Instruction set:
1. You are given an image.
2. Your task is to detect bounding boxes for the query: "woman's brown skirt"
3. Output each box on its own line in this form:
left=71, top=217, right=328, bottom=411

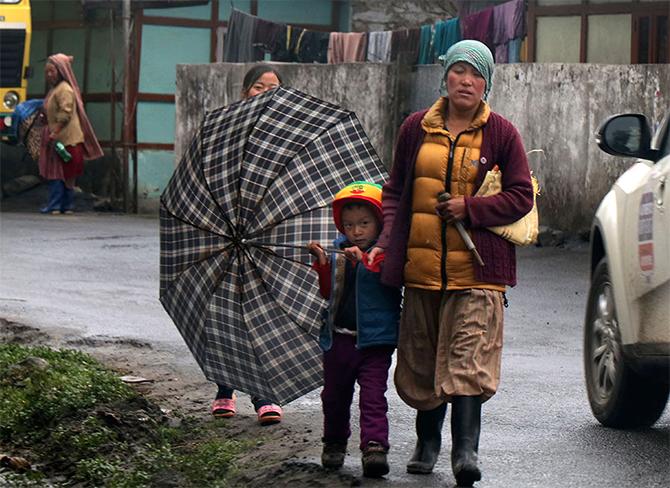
left=394, top=287, right=504, bottom=410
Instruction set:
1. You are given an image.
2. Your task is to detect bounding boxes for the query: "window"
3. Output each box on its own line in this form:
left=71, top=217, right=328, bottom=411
left=587, top=14, right=632, bottom=63
left=536, top=16, right=581, bottom=62
left=530, top=0, right=669, bottom=63
left=634, top=13, right=668, bottom=63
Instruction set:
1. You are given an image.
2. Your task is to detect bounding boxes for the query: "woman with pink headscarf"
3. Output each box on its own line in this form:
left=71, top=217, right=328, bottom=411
left=39, top=53, right=103, bottom=214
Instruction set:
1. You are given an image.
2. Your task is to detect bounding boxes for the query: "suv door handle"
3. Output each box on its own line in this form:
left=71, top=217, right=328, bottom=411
left=655, top=175, right=666, bottom=208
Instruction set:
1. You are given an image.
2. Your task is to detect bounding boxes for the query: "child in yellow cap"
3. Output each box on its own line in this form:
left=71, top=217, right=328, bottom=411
left=308, top=181, right=402, bottom=478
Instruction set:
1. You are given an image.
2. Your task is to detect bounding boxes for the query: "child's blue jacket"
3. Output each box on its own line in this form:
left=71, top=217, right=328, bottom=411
left=317, top=236, right=402, bottom=351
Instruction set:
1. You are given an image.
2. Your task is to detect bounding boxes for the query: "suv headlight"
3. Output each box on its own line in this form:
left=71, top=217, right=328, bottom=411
left=3, top=91, right=20, bottom=110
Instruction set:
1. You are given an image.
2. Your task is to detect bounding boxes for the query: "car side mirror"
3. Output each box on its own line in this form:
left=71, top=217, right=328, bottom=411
left=595, top=114, right=657, bottom=160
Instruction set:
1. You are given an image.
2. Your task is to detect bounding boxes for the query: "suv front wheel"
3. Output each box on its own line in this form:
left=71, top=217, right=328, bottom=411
left=584, top=258, right=669, bottom=427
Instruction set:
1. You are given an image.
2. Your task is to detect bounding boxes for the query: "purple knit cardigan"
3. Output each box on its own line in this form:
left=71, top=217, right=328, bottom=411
left=377, top=108, right=534, bottom=288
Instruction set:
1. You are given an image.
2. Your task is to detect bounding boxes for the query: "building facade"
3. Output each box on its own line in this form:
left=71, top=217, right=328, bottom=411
left=24, top=0, right=351, bottom=211
left=5, top=0, right=668, bottom=212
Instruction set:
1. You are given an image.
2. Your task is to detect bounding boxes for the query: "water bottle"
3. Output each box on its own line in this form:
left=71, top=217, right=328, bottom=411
left=54, top=141, right=72, bottom=162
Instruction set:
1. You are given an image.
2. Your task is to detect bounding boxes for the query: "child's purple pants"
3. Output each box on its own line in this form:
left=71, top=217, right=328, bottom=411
left=321, top=332, right=394, bottom=451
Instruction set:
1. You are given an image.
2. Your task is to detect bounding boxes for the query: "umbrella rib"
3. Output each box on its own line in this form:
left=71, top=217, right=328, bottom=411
left=196, top=144, right=239, bottom=238
left=247, top=244, right=312, bottom=268
left=244, top=204, right=332, bottom=241
left=246, top=241, right=346, bottom=256
left=238, top=245, right=314, bottom=335
left=161, top=241, right=237, bottom=298
left=241, top=109, right=347, bottom=225
left=160, top=199, right=231, bottom=240
left=240, top=109, right=361, bottom=233
left=239, top=246, right=324, bottom=354
left=236, top=245, right=299, bottom=398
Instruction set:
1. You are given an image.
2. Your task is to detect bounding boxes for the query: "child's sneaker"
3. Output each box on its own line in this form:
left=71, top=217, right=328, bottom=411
left=321, top=440, right=347, bottom=469
left=362, top=441, right=389, bottom=478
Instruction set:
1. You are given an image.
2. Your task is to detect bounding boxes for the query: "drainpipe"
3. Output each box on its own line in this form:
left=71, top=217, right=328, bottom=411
left=121, top=0, right=131, bottom=213
left=109, top=9, right=117, bottom=205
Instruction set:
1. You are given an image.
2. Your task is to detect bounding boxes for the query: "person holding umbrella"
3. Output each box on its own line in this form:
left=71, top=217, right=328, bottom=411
left=307, top=181, right=401, bottom=478
left=368, top=40, right=533, bottom=486
left=210, top=64, right=284, bottom=425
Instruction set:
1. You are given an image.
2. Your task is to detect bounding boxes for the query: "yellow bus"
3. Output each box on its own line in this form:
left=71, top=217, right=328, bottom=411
left=0, top=0, right=31, bottom=142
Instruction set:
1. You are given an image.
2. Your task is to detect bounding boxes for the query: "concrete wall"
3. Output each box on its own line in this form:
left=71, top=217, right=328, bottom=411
left=175, top=62, right=669, bottom=234
left=409, top=63, right=669, bottom=233
left=175, top=62, right=399, bottom=167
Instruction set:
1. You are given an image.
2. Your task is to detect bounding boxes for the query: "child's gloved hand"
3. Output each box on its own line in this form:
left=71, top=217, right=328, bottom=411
left=343, top=246, right=364, bottom=263
left=307, top=241, right=327, bottom=265
left=367, top=246, right=384, bottom=265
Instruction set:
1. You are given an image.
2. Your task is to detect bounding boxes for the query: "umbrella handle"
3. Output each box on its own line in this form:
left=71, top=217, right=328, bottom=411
left=243, top=240, right=346, bottom=255
left=437, top=192, right=485, bottom=267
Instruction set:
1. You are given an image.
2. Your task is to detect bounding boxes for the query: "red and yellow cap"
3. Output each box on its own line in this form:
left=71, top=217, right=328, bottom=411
left=332, top=181, right=383, bottom=233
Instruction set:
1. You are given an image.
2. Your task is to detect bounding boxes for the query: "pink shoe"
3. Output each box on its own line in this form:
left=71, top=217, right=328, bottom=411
left=211, top=395, right=236, bottom=418
left=257, top=404, right=282, bottom=426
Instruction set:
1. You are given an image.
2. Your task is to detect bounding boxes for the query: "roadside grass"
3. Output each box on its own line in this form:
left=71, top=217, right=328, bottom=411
left=0, top=344, right=250, bottom=487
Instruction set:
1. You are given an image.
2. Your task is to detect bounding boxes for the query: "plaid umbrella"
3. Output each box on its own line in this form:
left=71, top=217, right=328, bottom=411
left=159, top=87, right=388, bottom=404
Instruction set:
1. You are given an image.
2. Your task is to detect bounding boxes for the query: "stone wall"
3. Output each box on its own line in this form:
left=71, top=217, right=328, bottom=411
left=350, top=0, right=457, bottom=31
left=175, top=62, right=399, bottom=167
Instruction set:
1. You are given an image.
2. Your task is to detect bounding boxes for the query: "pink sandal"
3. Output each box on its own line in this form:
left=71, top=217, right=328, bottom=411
left=257, top=404, right=283, bottom=426
left=211, top=395, right=236, bottom=418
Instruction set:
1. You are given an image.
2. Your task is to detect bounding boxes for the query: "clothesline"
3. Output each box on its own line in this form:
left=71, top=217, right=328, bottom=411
left=223, top=0, right=526, bottom=65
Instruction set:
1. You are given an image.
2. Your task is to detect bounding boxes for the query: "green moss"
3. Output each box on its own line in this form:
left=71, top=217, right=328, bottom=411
left=0, top=345, right=251, bottom=487
left=178, top=437, right=249, bottom=486
left=49, top=415, right=123, bottom=460
left=0, top=344, right=136, bottom=442
left=68, top=430, right=249, bottom=487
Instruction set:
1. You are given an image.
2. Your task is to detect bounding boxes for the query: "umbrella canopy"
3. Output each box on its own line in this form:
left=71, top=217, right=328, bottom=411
left=160, top=87, right=388, bottom=404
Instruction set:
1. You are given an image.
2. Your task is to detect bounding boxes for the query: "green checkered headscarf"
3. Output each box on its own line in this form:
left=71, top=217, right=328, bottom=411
left=438, top=40, right=495, bottom=101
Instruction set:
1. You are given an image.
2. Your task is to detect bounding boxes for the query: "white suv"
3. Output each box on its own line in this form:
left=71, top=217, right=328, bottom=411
left=585, top=112, right=670, bottom=428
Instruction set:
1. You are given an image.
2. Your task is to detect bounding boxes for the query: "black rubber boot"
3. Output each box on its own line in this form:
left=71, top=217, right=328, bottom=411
left=406, top=403, right=447, bottom=474
left=450, top=396, right=482, bottom=487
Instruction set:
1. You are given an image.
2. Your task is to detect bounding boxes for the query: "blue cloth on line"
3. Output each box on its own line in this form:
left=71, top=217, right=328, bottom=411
left=508, top=37, right=522, bottom=63
left=418, top=24, right=434, bottom=64
left=433, top=18, right=461, bottom=61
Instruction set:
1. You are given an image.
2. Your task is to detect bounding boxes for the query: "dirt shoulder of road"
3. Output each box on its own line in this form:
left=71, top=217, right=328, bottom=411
left=0, top=319, right=361, bottom=487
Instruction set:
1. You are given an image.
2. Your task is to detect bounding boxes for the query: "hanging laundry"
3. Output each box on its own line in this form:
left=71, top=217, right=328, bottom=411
left=223, top=9, right=263, bottom=62
left=296, top=30, right=330, bottom=63
left=327, top=32, right=367, bottom=63
left=408, top=27, right=421, bottom=63
left=417, top=24, right=434, bottom=64
left=367, top=31, right=393, bottom=63
left=460, top=7, right=494, bottom=51
left=432, top=17, right=461, bottom=60
left=272, top=25, right=305, bottom=62
left=508, top=37, right=523, bottom=63
left=492, top=0, right=526, bottom=47
left=495, top=43, right=508, bottom=63
left=390, top=28, right=420, bottom=63
left=253, top=17, right=284, bottom=57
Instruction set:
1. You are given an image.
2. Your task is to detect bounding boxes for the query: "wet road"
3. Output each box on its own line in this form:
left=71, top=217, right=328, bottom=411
left=1, top=211, right=668, bottom=487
